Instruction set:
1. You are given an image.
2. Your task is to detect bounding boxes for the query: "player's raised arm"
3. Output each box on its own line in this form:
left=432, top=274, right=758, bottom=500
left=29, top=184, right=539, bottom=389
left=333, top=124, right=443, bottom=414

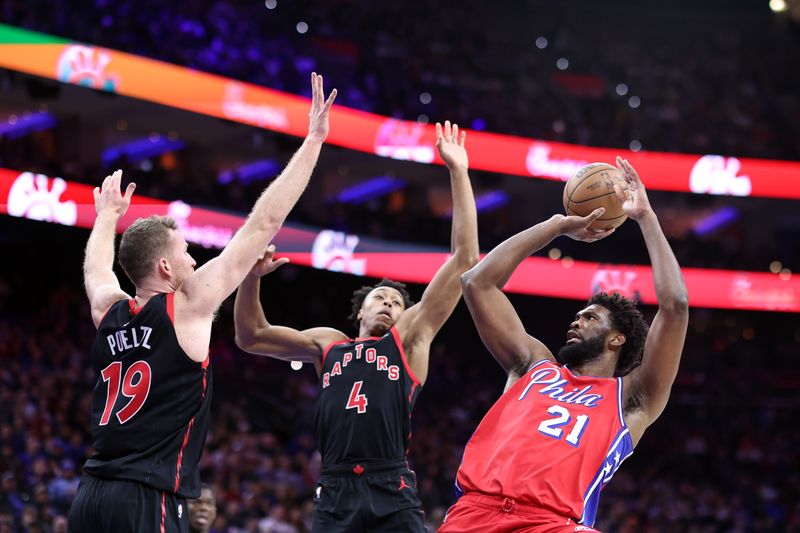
left=234, top=245, right=345, bottom=369
left=462, top=211, right=613, bottom=383
left=179, top=73, right=336, bottom=318
left=616, top=158, right=689, bottom=445
left=84, top=169, right=135, bottom=327
left=394, top=121, right=479, bottom=382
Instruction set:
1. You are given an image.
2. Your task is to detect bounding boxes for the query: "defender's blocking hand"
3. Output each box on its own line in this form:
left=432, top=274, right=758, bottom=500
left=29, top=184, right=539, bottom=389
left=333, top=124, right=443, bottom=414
left=93, top=169, right=135, bottom=218
left=249, top=244, right=290, bottom=278
left=436, top=120, right=468, bottom=172
left=307, top=72, right=337, bottom=143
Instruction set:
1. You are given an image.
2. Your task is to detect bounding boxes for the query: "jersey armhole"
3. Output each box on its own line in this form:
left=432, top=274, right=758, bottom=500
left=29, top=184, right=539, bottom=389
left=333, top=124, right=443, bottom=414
left=98, top=303, right=115, bottom=326
left=321, top=338, right=351, bottom=365
left=391, top=326, right=421, bottom=388
left=616, top=377, right=626, bottom=427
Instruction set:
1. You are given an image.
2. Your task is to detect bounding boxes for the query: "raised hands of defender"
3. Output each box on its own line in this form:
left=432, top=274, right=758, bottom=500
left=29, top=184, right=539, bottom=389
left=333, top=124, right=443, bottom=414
left=559, top=208, right=616, bottom=243
left=614, top=156, right=653, bottom=221
left=248, top=244, right=290, bottom=278
left=435, top=120, right=468, bottom=171
left=93, top=169, right=135, bottom=218
left=307, top=72, right=338, bottom=143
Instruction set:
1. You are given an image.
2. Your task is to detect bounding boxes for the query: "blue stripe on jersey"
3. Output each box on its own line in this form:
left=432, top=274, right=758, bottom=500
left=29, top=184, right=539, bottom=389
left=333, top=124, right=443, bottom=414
left=526, top=358, right=551, bottom=373
left=579, top=426, right=634, bottom=526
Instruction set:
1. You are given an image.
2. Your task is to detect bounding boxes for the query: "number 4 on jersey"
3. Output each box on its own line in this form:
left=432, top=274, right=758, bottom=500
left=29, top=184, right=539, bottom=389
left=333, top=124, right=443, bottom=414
left=346, top=381, right=368, bottom=414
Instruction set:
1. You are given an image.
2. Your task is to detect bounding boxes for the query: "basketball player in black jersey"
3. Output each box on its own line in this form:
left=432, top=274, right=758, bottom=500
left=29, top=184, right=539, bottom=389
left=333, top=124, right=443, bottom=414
left=234, top=120, right=479, bottom=532
left=67, top=73, right=336, bottom=533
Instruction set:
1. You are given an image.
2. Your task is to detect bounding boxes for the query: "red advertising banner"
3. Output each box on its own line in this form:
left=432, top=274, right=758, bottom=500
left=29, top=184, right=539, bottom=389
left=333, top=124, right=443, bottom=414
left=0, top=24, right=798, bottom=199
left=1, top=167, right=797, bottom=312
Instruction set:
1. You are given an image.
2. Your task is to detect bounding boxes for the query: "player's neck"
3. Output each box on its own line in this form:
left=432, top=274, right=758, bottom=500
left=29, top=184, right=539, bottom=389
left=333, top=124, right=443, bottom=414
left=134, top=278, right=176, bottom=306
left=570, top=356, right=616, bottom=378
left=358, top=324, right=388, bottom=340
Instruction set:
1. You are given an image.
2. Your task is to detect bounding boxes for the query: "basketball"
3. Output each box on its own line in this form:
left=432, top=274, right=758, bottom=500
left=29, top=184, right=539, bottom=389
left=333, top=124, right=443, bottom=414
left=562, top=162, right=628, bottom=230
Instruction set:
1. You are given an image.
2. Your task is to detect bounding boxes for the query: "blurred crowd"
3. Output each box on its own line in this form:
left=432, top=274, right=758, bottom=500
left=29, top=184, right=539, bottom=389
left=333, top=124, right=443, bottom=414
left=0, top=228, right=798, bottom=532
left=2, top=0, right=799, bottom=160
left=0, top=0, right=797, bottom=273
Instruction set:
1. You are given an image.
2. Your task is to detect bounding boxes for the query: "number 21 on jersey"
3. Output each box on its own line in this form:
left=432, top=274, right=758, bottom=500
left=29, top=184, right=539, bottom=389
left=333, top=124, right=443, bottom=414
left=538, top=405, right=589, bottom=447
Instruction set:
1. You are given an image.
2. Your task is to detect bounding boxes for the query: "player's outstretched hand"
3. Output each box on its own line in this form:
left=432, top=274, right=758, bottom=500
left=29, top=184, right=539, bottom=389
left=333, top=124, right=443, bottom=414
left=249, top=244, right=290, bottom=278
left=558, top=208, right=615, bottom=242
left=614, top=156, right=653, bottom=221
left=307, top=72, right=337, bottom=143
left=93, top=169, right=135, bottom=218
left=435, top=120, right=468, bottom=172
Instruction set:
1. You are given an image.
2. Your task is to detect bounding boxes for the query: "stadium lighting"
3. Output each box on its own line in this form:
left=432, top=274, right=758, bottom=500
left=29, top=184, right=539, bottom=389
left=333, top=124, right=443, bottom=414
left=770, top=0, right=788, bottom=12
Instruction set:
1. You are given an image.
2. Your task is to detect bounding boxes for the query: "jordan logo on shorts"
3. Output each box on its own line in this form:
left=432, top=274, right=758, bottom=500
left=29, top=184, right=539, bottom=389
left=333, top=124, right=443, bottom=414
left=398, top=476, right=411, bottom=490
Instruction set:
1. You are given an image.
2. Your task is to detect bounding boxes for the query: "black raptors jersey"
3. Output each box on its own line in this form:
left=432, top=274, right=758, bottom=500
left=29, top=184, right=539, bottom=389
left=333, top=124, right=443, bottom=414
left=314, top=327, right=422, bottom=465
left=84, top=293, right=212, bottom=498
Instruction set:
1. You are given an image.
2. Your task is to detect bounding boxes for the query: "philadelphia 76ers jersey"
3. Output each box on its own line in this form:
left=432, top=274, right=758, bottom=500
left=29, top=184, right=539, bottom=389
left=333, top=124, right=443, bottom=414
left=454, top=359, right=634, bottom=527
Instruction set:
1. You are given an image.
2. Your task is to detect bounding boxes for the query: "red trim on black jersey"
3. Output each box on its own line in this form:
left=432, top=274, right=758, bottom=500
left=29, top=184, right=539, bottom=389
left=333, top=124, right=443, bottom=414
left=166, top=292, right=175, bottom=324
left=321, top=339, right=345, bottom=365
left=128, top=298, right=141, bottom=315
left=98, top=303, right=115, bottom=325
left=160, top=492, right=166, bottom=533
left=390, top=326, right=421, bottom=401
left=173, top=366, right=208, bottom=493
left=321, top=334, right=382, bottom=365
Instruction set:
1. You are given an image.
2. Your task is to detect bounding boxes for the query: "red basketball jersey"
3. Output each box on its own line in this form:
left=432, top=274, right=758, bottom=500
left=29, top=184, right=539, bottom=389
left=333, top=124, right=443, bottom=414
left=455, top=359, right=634, bottom=527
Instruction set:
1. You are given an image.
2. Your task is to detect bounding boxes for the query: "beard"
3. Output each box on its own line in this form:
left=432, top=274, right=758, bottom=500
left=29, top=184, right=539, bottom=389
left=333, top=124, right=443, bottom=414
left=556, top=334, right=606, bottom=367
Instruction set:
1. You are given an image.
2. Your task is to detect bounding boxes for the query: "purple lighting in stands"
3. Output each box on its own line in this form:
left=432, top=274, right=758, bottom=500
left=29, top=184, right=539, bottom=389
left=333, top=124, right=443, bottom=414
left=335, top=176, right=406, bottom=205
left=475, top=190, right=509, bottom=212
left=218, top=159, right=281, bottom=185
left=693, top=206, right=739, bottom=236
left=446, top=190, right=509, bottom=217
left=102, top=136, right=186, bottom=166
left=0, top=112, right=57, bottom=139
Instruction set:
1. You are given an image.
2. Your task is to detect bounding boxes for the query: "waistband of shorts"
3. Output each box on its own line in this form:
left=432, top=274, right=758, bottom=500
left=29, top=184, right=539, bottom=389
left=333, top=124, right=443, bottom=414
left=321, top=458, right=409, bottom=476
left=458, top=492, right=572, bottom=519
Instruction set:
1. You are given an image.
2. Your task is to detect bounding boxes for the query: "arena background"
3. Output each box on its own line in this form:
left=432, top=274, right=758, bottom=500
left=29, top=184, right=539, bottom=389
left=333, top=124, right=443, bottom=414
left=1, top=0, right=799, bottom=531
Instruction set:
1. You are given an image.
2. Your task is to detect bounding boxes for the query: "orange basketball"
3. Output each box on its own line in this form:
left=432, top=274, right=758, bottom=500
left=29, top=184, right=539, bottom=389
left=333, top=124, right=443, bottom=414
left=562, top=163, right=628, bottom=231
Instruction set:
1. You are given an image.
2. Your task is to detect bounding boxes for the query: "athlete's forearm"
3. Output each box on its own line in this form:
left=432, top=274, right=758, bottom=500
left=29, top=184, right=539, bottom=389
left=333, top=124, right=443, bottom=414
left=467, top=216, right=564, bottom=289
left=83, top=211, right=120, bottom=296
left=637, top=212, right=688, bottom=310
left=233, top=275, right=270, bottom=347
left=240, top=137, right=322, bottom=240
left=448, top=166, right=479, bottom=262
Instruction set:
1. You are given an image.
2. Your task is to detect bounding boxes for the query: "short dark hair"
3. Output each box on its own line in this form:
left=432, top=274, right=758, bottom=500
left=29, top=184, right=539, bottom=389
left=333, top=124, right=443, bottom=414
left=588, top=292, right=649, bottom=376
left=349, top=279, right=415, bottom=328
left=118, top=216, right=178, bottom=285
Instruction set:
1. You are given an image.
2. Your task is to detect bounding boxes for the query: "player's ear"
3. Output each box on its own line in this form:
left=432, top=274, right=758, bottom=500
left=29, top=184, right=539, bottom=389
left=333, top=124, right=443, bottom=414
left=608, top=331, right=626, bottom=348
left=158, top=256, right=171, bottom=277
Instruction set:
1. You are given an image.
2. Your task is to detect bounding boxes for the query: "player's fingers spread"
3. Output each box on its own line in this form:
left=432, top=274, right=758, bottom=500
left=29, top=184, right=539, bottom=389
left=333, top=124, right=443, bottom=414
left=435, top=122, right=442, bottom=139
left=124, top=182, right=136, bottom=200
left=444, top=120, right=451, bottom=140
left=452, top=123, right=459, bottom=142
left=459, top=130, right=467, bottom=146
left=324, top=88, right=337, bottom=109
